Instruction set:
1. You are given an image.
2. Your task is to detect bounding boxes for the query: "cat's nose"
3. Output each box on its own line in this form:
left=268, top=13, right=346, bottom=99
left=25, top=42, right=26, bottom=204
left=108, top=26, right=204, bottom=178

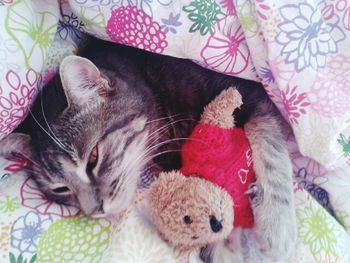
left=90, top=201, right=105, bottom=218
left=210, top=215, right=223, bottom=233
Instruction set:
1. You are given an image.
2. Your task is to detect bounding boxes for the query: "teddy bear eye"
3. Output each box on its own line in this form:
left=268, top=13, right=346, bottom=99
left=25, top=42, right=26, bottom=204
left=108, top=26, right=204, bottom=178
left=183, top=215, right=193, bottom=224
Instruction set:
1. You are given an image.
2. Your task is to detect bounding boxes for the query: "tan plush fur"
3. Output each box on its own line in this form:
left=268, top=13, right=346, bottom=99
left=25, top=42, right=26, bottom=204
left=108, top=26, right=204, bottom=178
left=200, top=87, right=242, bottom=129
left=148, top=88, right=241, bottom=252
left=148, top=171, right=234, bottom=251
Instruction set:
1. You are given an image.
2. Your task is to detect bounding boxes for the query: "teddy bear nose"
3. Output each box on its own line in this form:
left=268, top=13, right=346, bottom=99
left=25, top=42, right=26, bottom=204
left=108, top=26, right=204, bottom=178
left=210, top=216, right=222, bottom=233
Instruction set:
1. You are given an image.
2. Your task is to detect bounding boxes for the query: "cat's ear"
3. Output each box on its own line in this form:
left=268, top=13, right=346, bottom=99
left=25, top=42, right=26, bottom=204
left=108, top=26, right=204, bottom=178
left=59, top=55, right=110, bottom=107
left=0, top=133, right=33, bottom=161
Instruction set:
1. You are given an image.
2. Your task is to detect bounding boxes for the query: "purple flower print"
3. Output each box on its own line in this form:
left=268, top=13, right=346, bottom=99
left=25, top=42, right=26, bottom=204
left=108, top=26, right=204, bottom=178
left=259, top=66, right=275, bottom=83
left=161, top=13, right=182, bottom=34
left=276, top=2, right=345, bottom=72
left=11, top=211, right=52, bottom=254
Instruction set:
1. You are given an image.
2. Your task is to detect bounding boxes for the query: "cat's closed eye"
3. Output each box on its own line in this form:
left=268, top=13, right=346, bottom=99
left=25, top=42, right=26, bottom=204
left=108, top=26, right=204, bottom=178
left=51, top=183, right=71, bottom=195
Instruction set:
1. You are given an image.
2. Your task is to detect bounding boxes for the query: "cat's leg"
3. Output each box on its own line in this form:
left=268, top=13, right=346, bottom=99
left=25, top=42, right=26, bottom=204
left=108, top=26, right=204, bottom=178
left=200, top=228, right=243, bottom=263
left=244, top=100, right=297, bottom=260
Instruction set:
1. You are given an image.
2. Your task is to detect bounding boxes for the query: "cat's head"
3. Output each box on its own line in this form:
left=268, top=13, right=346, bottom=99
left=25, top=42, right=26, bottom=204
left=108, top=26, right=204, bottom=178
left=1, top=56, right=153, bottom=218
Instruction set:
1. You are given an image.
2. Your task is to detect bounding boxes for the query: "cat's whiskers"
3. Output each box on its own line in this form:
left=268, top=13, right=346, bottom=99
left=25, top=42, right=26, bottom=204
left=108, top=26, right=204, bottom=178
left=139, top=136, right=205, bottom=168
left=39, top=92, right=71, bottom=156
left=27, top=107, right=74, bottom=156
left=110, top=176, right=124, bottom=201
left=120, top=137, right=204, bottom=184
left=145, top=118, right=185, bottom=141
left=130, top=138, right=181, bottom=166
left=141, top=137, right=205, bottom=165
left=145, top=118, right=197, bottom=146
left=145, top=123, right=172, bottom=146
left=141, top=162, right=161, bottom=172
left=144, top=114, right=184, bottom=125
left=142, top=149, right=182, bottom=164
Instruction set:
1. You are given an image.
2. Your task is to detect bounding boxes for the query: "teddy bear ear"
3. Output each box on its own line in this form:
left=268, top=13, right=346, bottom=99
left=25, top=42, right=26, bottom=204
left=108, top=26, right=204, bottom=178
left=148, top=170, right=187, bottom=214
left=201, top=87, right=242, bottom=129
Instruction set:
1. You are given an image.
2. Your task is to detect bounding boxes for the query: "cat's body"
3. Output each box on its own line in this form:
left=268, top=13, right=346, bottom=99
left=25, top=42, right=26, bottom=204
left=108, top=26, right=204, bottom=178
left=2, top=39, right=296, bottom=262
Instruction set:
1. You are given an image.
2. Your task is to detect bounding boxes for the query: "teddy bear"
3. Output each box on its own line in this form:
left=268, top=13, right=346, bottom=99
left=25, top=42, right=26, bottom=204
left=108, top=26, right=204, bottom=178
left=148, top=87, right=256, bottom=251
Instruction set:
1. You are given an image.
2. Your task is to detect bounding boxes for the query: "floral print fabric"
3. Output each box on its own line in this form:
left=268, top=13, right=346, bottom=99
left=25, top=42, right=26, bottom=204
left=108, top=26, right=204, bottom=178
left=2, top=148, right=350, bottom=262
left=1, top=0, right=350, bottom=170
left=1, top=0, right=350, bottom=262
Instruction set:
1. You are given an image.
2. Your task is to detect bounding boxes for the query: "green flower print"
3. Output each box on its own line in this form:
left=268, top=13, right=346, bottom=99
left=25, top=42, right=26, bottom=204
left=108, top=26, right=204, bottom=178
left=9, top=253, right=36, bottom=263
left=5, top=0, right=58, bottom=72
left=183, top=0, right=224, bottom=35
left=337, top=133, right=350, bottom=157
left=235, top=1, right=259, bottom=38
left=297, top=204, right=338, bottom=258
left=0, top=196, right=20, bottom=214
left=79, top=5, right=106, bottom=31
left=37, top=216, right=110, bottom=263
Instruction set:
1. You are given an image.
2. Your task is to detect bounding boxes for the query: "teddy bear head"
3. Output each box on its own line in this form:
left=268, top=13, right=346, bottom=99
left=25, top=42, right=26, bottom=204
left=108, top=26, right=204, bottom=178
left=148, top=170, right=234, bottom=251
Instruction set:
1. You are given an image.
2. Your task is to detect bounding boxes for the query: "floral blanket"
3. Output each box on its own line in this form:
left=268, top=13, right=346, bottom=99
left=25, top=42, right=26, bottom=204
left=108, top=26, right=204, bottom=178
left=1, top=0, right=350, bottom=262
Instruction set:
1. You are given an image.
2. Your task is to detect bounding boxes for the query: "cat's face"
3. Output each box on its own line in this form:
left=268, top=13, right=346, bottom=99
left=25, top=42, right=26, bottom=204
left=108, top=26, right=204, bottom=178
left=3, top=56, right=152, bottom=217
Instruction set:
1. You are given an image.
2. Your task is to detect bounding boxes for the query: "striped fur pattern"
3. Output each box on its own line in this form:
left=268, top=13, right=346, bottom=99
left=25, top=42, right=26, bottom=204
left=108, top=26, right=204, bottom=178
left=1, top=39, right=296, bottom=260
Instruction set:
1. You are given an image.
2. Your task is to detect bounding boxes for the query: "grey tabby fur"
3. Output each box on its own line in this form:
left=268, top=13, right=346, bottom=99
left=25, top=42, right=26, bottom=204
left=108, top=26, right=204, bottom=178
left=0, top=39, right=297, bottom=262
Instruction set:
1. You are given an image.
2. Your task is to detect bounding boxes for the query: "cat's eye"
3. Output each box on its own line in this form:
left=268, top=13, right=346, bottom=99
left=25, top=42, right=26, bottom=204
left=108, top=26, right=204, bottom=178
left=51, top=183, right=71, bottom=195
left=183, top=215, right=193, bottom=224
left=87, top=145, right=99, bottom=171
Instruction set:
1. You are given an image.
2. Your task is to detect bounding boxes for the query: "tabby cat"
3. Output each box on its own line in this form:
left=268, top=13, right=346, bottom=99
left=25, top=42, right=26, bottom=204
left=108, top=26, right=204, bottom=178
left=1, top=39, right=296, bottom=262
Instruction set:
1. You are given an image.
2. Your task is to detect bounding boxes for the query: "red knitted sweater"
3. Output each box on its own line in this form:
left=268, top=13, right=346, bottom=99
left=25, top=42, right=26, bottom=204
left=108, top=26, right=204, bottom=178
left=180, top=123, right=255, bottom=228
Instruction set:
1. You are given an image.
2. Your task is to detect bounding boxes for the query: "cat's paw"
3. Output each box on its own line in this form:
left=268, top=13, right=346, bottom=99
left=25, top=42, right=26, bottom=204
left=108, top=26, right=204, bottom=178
left=249, top=183, right=297, bottom=261
left=246, top=182, right=264, bottom=206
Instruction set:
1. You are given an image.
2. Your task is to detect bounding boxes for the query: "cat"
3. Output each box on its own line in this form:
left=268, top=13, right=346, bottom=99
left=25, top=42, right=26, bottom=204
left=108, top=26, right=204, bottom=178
left=0, top=38, right=297, bottom=262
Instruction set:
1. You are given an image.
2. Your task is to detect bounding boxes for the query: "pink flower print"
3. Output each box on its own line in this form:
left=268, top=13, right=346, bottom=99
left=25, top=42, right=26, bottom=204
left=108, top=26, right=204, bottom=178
left=256, top=0, right=271, bottom=20
left=0, top=69, right=40, bottom=140
left=292, top=180, right=313, bottom=208
left=344, top=7, right=350, bottom=31
left=268, top=54, right=296, bottom=88
left=263, top=84, right=288, bottom=120
left=281, top=86, right=310, bottom=124
left=106, top=6, right=168, bottom=53
left=4, top=156, right=31, bottom=173
left=1, top=0, right=14, bottom=4
left=310, top=55, right=350, bottom=117
left=20, top=177, right=80, bottom=218
left=257, top=64, right=283, bottom=111
left=293, top=181, right=305, bottom=193
left=320, top=0, right=350, bottom=31
left=200, top=16, right=250, bottom=75
left=259, top=56, right=294, bottom=112
left=219, top=0, right=236, bottom=16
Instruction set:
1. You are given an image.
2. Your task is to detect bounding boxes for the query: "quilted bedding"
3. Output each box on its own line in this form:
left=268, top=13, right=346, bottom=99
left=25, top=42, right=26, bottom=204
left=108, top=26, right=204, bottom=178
left=1, top=0, right=350, bottom=262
